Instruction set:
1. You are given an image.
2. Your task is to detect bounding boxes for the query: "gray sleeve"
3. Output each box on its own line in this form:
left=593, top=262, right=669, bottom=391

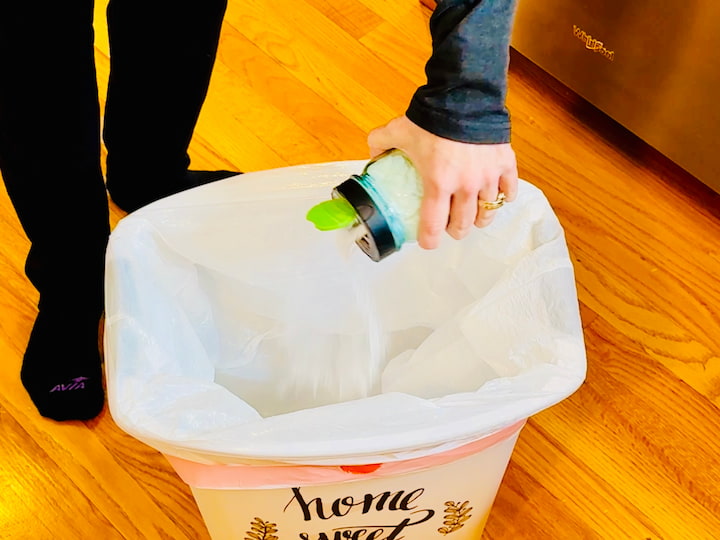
left=406, top=0, right=518, bottom=144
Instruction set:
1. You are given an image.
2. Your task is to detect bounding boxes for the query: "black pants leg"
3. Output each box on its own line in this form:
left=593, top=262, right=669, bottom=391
left=0, top=0, right=110, bottom=317
left=104, top=0, right=229, bottom=207
left=1, top=0, right=228, bottom=311
left=0, top=0, right=108, bottom=419
left=0, top=0, right=229, bottom=420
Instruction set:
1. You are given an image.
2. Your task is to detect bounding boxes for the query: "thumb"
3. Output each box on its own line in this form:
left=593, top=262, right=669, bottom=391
left=367, top=124, right=391, bottom=158
left=367, top=117, right=404, bottom=158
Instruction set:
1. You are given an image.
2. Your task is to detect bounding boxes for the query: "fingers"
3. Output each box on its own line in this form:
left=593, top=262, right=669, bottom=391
left=417, top=180, right=451, bottom=249
left=415, top=146, right=519, bottom=247
left=475, top=150, right=517, bottom=228
left=474, top=181, right=501, bottom=229
left=423, top=169, right=499, bottom=245
left=498, top=151, right=519, bottom=202
left=366, top=116, right=520, bottom=250
left=472, top=146, right=518, bottom=229
left=447, top=183, right=483, bottom=240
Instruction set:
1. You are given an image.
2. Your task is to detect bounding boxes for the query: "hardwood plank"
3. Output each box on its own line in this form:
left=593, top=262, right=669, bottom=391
left=209, top=23, right=369, bottom=163
left=303, top=0, right=384, bottom=40
left=506, top=51, right=720, bottom=405
left=0, top=355, right=207, bottom=539
left=358, top=0, right=432, bottom=28
left=487, top=424, right=660, bottom=539
left=0, top=402, right=122, bottom=539
left=223, top=0, right=414, bottom=132
left=360, top=18, right=431, bottom=85
left=486, top=314, right=720, bottom=538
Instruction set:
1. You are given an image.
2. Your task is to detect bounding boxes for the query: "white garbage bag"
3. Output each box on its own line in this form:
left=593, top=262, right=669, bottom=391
left=104, top=160, right=586, bottom=466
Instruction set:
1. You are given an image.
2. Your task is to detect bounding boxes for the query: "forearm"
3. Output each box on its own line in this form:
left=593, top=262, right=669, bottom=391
left=406, top=0, right=518, bottom=144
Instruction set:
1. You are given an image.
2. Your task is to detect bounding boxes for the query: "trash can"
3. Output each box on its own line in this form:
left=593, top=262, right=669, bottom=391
left=104, top=160, right=586, bottom=539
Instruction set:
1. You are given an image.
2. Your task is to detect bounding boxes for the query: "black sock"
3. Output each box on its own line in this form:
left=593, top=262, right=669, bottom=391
left=20, top=309, right=105, bottom=422
left=107, top=169, right=241, bottom=213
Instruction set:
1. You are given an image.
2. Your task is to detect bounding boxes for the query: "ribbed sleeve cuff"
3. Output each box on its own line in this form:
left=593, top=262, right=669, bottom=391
left=406, top=94, right=511, bottom=144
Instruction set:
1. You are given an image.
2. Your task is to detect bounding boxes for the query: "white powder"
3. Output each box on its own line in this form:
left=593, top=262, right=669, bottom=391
left=365, top=150, right=424, bottom=242
left=274, top=154, right=423, bottom=410
left=275, top=227, right=388, bottom=410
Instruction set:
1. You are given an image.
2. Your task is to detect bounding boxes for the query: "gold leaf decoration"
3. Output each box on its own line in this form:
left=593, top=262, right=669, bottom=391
left=245, top=517, right=279, bottom=540
left=438, top=500, right=473, bottom=535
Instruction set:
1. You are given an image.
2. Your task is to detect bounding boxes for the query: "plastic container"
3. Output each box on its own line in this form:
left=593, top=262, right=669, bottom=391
left=166, top=420, right=525, bottom=540
left=307, top=149, right=423, bottom=261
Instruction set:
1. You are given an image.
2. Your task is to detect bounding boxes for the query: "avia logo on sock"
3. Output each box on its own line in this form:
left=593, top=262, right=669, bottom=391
left=50, top=376, right=89, bottom=392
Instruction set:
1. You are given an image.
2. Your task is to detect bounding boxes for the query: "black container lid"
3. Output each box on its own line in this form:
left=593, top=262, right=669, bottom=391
left=334, top=176, right=398, bottom=262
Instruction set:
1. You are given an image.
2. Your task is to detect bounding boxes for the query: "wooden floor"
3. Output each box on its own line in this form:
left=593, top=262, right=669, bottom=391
left=2, top=1, right=720, bottom=538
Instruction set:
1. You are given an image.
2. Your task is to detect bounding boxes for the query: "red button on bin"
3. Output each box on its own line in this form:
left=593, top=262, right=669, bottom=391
left=340, top=464, right=382, bottom=474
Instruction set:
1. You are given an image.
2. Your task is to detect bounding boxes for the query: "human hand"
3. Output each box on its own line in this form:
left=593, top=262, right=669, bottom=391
left=367, top=115, right=518, bottom=249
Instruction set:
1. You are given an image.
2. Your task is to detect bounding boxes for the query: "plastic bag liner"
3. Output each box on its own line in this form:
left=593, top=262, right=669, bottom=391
left=104, top=160, right=586, bottom=467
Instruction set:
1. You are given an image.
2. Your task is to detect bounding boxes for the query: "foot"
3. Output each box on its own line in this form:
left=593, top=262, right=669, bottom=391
left=20, top=309, right=105, bottom=422
left=108, top=169, right=241, bottom=213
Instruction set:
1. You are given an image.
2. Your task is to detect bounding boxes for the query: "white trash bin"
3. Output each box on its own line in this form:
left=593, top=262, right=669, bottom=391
left=166, top=420, right=525, bottom=540
left=104, top=160, right=586, bottom=539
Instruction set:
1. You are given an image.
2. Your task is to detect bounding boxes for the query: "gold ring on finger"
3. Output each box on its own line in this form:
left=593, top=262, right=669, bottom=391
left=479, top=192, right=506, bottom=211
